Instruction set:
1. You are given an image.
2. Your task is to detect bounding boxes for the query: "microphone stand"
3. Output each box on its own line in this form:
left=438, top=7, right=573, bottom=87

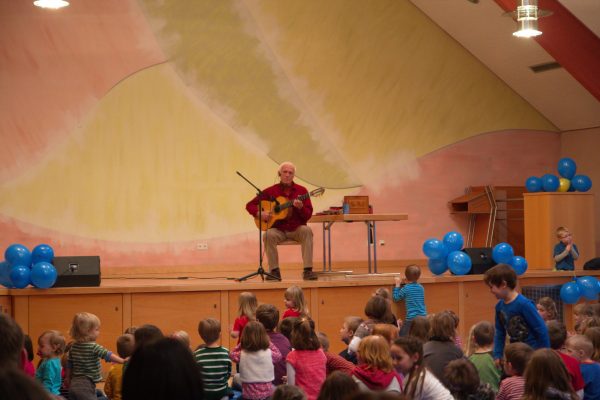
left=236, top=171, right=281, bottom=282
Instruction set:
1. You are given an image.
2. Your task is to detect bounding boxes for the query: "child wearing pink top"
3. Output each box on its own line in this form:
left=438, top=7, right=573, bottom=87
left=286, top=318, right=326, bottom=400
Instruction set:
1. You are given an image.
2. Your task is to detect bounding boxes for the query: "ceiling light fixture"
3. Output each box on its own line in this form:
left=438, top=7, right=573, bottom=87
left=33, top=0, right=69, bottom=9
left=510, top=0, right=551, bottom=38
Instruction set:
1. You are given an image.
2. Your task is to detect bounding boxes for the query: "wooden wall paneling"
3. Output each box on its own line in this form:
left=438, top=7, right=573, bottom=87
left=13, top=296, right=29, bottom=333
left=462, top=281, right=498, bottom=341
left=0, top=295, right=11, bottom=314
left=131, top=291, right=221, bottom=349
left=27, top=294, right=123, bottom=376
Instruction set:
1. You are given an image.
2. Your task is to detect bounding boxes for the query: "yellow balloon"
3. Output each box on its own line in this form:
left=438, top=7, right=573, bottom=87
left=558, top=178, right=570, bottom=192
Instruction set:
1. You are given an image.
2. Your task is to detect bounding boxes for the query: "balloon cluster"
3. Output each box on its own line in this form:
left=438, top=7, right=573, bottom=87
left=560, top=276, right=600, bottom=304
left=422, top=232, right=471, bottom=276
left=491, top=243, right=528, bottom=276
left=0, top=244, right=57, bottom=289
left=526, top=158, right=592, bottom=193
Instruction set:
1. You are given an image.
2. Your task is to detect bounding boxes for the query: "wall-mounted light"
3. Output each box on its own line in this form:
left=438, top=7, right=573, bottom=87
left=510, top=0, right=552, bottom=38
left=33, top=0, right=69, bottom=9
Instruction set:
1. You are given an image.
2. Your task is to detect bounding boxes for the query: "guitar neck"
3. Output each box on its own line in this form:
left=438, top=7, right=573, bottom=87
left=279, top=192, right=310, bottom=211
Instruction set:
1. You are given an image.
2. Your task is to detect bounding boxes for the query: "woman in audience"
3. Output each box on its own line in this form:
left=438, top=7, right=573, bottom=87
left=422, top=312, right=464, bottom=388
left=122, top=337, right=203, bottom=400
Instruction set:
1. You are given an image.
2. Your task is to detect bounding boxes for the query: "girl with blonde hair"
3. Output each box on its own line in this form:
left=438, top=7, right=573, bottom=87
left=283, top=285, right=309, bottom=319
left=231, top=291, right=257, bottom=340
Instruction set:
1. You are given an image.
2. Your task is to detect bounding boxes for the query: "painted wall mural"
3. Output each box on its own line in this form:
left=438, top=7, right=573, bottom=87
left=0, top=0, right=557, bottom=268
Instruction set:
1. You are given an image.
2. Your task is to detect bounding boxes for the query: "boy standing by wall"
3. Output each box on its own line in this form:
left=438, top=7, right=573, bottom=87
left=393, top=264, right=427, bottom=336
left=554, top=226, right=579, bottom=271
left=483, top=264, right=550, bottom=365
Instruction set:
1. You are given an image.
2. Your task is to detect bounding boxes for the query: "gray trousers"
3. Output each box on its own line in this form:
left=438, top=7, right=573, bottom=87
left=264, top=225, right=313, bottom=271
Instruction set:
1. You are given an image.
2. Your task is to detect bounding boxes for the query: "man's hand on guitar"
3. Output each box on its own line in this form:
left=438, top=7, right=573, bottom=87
left=259, top=211, right=271, bottom=222
left=293, top=199, right=303, bottom=209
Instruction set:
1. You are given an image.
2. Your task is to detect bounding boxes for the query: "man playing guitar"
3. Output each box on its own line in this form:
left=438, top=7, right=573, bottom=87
left=245, top=161, right=317, bottom=281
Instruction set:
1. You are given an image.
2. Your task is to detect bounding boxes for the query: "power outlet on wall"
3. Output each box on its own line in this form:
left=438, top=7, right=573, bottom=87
left=196, top=242, right=208, bottom=251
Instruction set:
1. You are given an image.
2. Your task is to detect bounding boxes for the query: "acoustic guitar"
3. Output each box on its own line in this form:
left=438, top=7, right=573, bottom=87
left=254, top=187, right=325, bottom=231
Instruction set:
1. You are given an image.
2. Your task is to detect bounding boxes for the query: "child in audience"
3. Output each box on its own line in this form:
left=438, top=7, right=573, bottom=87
left=522, top=348, right=578, bottom=400
left=423, top=311, right=464, bottom=388
left=66, top=312, right=125, bottom=400
left=283, top=286, right=309, bottom=319
left=23, top=334, right=35, bottom=377
left=467, top=321, right=500, bottom=392
left=407, top=316, right=430, bottom=343
left=393, top=265, right=427, bottom=336
left=122, top=338, right=204, bottom=400
left=565, top=334, right=600, bottom=399
left=536, top=297, right=558, bottom=323
left=483, top=264, right=550, bottom=365
left=585, top=327, right=600, bottom=362
left=231, top=291, right=257, bottom=340
left=443, top=358, right=495, bottom=400
left=391, top=336, right=453, bottom=399
left=349, top=296, right=392, bottom=354
left=133, top=324, right=164, bottom=349
left=273, top=385, right=307, bottom=400
left=230, top=321, right=281, bottom=400
left=372, top=324, right=399, bottom=346
left=36, top=330, right=66, bottom=396
left=316, top=371, right=359, bottom=400
left=104, top=333, right=134, bottom=400
left=317, top=332, right=355, bottom=376
left=256, top=304, right=291, bottom=385
left=574, top=304, right=594, bottom=334
left=554, top=226, right=579, bottom=271
left=547, top=320, right=585, bottom=397
left=195, top=318, right=231, bottom=400
left=496, top=342, right=534, bottom=400
left=278, top=316, right=298, bottom=342
left=444, top=310, right=463, bottom=349
left=373, top=288, right=399, bottom=326
left=287, top=318, right=327, bottom=400
left=339, top=316, right=363, bottom=364
left=351, top=335, right=402, bottom=393
left=171, top=330, right=191, bottom=350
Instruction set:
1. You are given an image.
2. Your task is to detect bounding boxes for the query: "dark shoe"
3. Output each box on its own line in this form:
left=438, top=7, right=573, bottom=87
left=302, top=269, right=318, bottom=281
left=266, top=268, right=281, bottom=281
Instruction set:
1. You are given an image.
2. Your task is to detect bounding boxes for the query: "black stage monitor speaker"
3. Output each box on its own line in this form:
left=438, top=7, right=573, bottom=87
left=462, top=247, right=497, bottom=275
left=52, top=256, right=101, bottom=287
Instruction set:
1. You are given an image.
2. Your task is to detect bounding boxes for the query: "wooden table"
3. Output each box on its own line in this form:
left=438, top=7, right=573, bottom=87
left=309, top=213, right=408, bottom=273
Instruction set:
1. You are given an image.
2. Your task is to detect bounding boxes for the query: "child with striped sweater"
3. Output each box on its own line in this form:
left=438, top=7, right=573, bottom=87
left=393, top=265, right=427, bottom=336
left=195, top=318, right=232, bottom=400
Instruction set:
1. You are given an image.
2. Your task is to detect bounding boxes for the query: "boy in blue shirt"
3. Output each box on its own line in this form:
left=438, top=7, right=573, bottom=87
left=483, top=263, right=550, bottom=364
left=565, top=334, right=600, bottom=400
left=393, top=264, right=427, bottom=336
left=554, top=226, right=579, bottom=271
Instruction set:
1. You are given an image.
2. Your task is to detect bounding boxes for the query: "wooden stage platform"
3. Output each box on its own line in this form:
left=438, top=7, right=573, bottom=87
left=0, top=262, right=589, bottom=378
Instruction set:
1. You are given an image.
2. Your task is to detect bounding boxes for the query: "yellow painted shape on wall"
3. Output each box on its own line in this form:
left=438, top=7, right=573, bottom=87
left=245, top=0, right=557, bottom=177
left=139, top=0, right=360, bottom=189
left=0, top=64, right=352, bottom=242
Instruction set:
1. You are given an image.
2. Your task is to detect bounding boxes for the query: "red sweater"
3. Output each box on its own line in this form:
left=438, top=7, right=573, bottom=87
left=246, top=182, right=313, bottom=232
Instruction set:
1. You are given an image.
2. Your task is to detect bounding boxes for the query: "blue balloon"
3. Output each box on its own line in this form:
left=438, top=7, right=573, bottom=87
left=576, top=276, right=599, bottom=300
left=542, top=174, right=560, bottom=192
left=428, top=258, right=448, bottom=276
left=31, top=262, right=57, bottom=289
left=557, top=157, right=577, bottom=180
left=447, top=251, right=472, bottom=275
left=9, top=265, right=31, bottom=289
left=443, top=231, right=464, bottom=252
left=510, top=256, right=528, bottom=276
left=4, top=244, right=32, bottom=267
left=492, top=243, right=515, bottom=264
left=525, top=176, right=543, bottom=192
left=32, top=244, right=54, bottom=264
left=0, top=261, right=13, bottom=288
left=560, top=281, right=581, bottom=304
left=422, top=239, right=447, bottom=259
left=572, top=175, right=592, bottom=192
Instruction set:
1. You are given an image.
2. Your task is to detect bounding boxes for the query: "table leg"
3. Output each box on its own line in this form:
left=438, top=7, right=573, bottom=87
left=372, top=221, right=378, bottom=274
left=321, top=223, right=326, bottom=272
left=366, top=222, right=372, bottom=274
